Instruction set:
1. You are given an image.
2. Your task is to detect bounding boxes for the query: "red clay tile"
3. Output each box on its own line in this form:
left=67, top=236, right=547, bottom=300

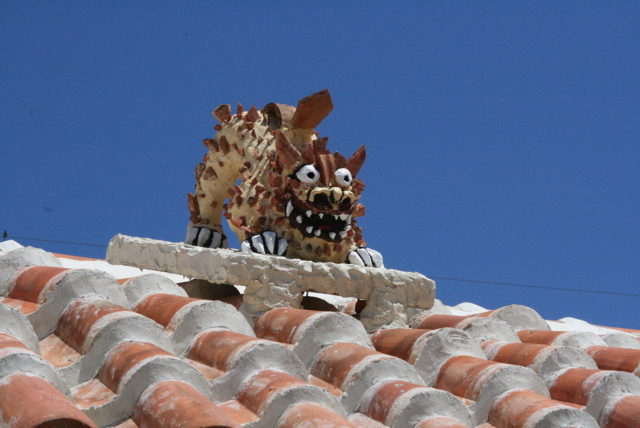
left=517, top=330, right=565, bottom=345
left=414, top=314, right=470, bottom=329
left=188, top=329, right=260, bottom=371
left=308, top=374, right=343, bottom=396
left=311, top=342, right=382, bottom=390
left=363, top=379, right=423, bottom=423
left=133, top=379, right=241, bottom=428
left=415, top=417, right=470, bottom=428
left=99, top=341, right=172, bottom=392
left=0, top=297, right=39, bottom=314
left=0, top=332, right=30, bottom=351
left=484, top=341, right=550, bottom=367
left=604, top=394, right=640, bottom=428
left=0, top=373, right=97, bottom=428
left=434, top=355, right=502, bottom=399
left=40, top=334, right=82, bottom=368
left=371, top=328, right=430, bottom=362
left=8, top=266, right=69, bottom=303
left=276, top=402, right=355, bottom=428
left=134, top=293, right=199, bottom=327
left=549, top=367, right=603, bottom=405
left=57, top=299, right=129, bottom=353
left=72, top=378, right=117, bottom=409
left=489, top=389, right=580, bottom=428
left=254, top=307, right=322, bottom=343
left=218, top=400, right=260, bottom=425
left=112, top=419, right=139, bottom=428
left=187, top=358, right=225, bottom=380
left=586, top=346, right=640, bottom=374
left=54, top=253, right=100, bottom=261
left=237, top=369, right=307, bottom=415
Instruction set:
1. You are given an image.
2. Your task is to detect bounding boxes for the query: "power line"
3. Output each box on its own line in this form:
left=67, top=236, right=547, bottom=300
left=429, top=275, right=640, bottom=298
left=2, top=231, right=637, bottom=298
left=2, top=232, right=105, bottom=248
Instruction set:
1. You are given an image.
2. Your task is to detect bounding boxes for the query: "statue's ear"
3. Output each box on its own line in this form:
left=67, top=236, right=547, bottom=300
left=291, top=89, right=333, bottom=129
left=262, top=103, right=296, bottom=130
left=346, top=145, right=366, bottom=176
left=274, top=131, right=301, bottom=169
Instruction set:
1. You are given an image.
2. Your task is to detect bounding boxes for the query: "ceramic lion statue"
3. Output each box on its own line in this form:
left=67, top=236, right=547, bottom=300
left=185, top=89, right=383, bottom=267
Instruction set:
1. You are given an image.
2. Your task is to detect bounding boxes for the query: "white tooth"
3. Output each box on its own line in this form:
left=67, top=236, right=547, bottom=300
left=333, top=214, right=340, bottom=221
left=296, top=215, right=302, bottom=224
left=306, top=226, right=313, bottom=234
left=339, top=214, right=348, bottom=221
left=286, top=200, right=293, bottom=216
left=345, top=225, right=352, bottom=231
left=346, top=215, right=352, bottom=223
left=314, top=229, right=321, bottom=237
left=329, top=232, right=336, bottom=240
left=306, top=210, right=312, bottom=217
left=318, top=213, right=324, bottom=219
left=339, top=231, right=347, bottom=238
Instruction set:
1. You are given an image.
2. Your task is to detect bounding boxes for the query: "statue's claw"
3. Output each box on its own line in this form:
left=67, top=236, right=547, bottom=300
left=186, top=225, right=228, bottom=249
left=347, top=247, right=384, bottom=268
left=241, top=231, right=288, bottom=256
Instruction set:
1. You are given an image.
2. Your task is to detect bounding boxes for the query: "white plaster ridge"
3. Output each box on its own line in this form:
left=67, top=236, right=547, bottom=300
left=106, top=234, right=435, bottom=331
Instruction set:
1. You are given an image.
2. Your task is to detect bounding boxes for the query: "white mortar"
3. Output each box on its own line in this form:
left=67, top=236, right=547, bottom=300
left=107, top=234, right=435, bottom=332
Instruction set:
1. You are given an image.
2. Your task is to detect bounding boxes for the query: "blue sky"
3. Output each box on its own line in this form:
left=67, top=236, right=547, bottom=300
left=2, top=3, right=638, bottom=328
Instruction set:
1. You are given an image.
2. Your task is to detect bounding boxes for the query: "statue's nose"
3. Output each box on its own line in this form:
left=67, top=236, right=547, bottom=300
left=308, top=187, right=353, bottom=210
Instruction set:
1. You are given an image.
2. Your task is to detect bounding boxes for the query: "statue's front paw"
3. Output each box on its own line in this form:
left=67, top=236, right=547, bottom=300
left=241, top=231, right=288, bottom=256
left=347, top=247, right=384, bottom=268
left=185, top=226, right=228, bottom=249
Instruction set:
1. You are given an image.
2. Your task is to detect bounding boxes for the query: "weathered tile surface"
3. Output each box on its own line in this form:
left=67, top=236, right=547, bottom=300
left=0, top=240, right=639, bottom=427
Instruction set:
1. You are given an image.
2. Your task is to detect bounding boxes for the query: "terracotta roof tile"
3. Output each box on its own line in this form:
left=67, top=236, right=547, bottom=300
left=2, top=243, right=640, bottom=427
left=585, top=345, right=640, bottom=375
left=488, top=389, right=598, bottom=427
left=275, top=402, right=355, bottom=427
left=605, top=394, right=640, bottom=428
left=8, top=265, right=70, bottom=303
left=132, top=379, right=241, bottom=428
left=0, top=296, right=39, bottom=314
left=0, top=373, right=98, bottom=428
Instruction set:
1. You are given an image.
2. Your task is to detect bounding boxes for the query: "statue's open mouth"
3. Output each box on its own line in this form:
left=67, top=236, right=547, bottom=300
left=285, top=196, right=352, bottom=241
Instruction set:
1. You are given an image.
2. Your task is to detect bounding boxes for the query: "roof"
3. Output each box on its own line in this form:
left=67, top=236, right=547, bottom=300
left=0, top=239, right=639, bottom=428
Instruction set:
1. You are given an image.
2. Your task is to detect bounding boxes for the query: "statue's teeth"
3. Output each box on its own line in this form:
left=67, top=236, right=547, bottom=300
left=318, top=213, right=324, bottom=219
left=286, top=200, right=293, bottom=217
left=346, top=215, right=352, bottom=223
left=306, top=210, right=312, bottom=217
left=296, top=215, right=302, bottom=224
left=345, top=225, right=352, bottom=231
left=306, top=226, right=313, bottom=234
left=339, top=231, right=347, bottom=238
left=314, top=229, right=321, bottom=237
left=339, top=213, right=348, bottom=221
left=333, top=214, right=340, bottom=221
left=329, top=232, right=336, bottom=240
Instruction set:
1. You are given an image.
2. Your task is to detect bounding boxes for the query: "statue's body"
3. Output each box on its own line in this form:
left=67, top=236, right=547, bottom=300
left=185, top=90, right=383, bottom=267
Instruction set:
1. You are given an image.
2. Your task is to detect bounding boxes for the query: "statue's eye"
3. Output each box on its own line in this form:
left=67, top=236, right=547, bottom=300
left=296, top=164, right=320, bottom=184
left=335, top=168, right=353, bottom=187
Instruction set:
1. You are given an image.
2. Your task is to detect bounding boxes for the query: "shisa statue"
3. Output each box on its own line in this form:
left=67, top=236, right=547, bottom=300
left=185, top=90, right=383, bottom=267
